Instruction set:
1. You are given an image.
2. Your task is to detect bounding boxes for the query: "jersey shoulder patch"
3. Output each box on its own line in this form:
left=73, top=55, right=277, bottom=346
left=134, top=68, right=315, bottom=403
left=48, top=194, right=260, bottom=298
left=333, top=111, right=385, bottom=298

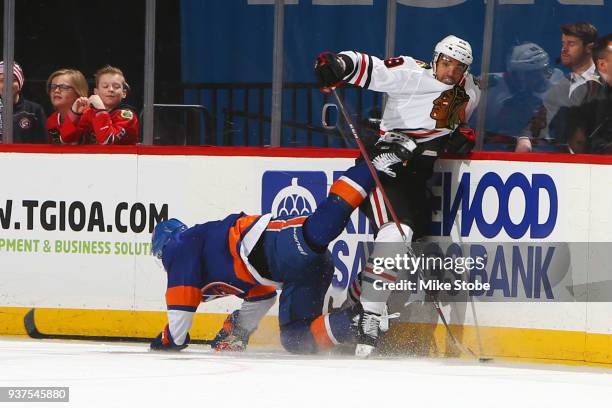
left=414, top=59, right=431, bottom=69
left=383, top=56, right=405, bottom=68
left=120, top=109, right=134, bottom=120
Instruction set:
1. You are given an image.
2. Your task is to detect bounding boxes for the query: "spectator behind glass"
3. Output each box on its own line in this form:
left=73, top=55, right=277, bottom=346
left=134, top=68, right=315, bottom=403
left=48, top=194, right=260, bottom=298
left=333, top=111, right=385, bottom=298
left=0, top=61, right=47, bottom=144
left=533, top=22, right=600, bottom=153
left=560, top=22, right=599, bottom=99
left=483, top=43, right=564, bottom=151
left=46, top=68, right=90, bottom=144
left=80, top=65, right=139, bottom=145
left=563, top=33, right=612, bottom=154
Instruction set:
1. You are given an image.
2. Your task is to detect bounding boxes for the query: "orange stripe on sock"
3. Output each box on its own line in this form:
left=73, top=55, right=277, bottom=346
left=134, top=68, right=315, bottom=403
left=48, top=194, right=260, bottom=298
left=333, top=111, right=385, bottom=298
left=310, top=315, right=335, bottom=349
left=166, top=286, right=202, bottom=308
left=330, top=179, right=364, bottom=209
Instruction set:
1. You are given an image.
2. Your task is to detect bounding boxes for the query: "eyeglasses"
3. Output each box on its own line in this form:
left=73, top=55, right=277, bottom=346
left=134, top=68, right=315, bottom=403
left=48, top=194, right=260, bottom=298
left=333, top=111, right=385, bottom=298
left=48, top=84, right=74, bottom=92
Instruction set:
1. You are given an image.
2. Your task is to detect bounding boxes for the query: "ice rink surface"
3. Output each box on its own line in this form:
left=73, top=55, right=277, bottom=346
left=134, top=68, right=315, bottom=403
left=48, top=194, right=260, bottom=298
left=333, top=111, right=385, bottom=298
left=1, top=338, right=612, bottom=408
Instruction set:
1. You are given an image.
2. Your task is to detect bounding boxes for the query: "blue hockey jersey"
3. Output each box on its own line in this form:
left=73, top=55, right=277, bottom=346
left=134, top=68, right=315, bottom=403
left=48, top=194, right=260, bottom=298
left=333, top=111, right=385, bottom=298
left=161, top=212, right=278, bottom=345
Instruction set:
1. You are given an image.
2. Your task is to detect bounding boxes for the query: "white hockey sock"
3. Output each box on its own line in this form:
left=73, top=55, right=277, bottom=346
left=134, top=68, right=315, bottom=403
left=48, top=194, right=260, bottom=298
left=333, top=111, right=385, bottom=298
left=359, top=223, right=413, bottom=315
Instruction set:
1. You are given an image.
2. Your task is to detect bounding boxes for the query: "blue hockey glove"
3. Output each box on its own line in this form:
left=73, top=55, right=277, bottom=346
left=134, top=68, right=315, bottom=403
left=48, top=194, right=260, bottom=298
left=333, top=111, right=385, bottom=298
left=150, top=324, right=190, bottom=351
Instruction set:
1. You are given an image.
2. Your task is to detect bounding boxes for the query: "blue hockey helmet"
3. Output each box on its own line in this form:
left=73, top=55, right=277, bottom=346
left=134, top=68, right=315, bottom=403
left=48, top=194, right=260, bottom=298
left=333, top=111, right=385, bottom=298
left=151, top=218, right=187, bottom=259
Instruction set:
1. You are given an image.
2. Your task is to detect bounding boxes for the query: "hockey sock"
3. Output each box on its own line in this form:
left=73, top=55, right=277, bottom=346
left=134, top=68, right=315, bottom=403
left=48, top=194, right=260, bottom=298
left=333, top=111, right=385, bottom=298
left=280, top=308, right=358, bottom=354
left=303, top=162, right=374, bottom=250
left=309, top=308, right=358, bottom=350
left=359, top=222, right=413, bottom=315
left=345, top=273, right=362, bottom=306
left=280, top=320, right=317, bottom=354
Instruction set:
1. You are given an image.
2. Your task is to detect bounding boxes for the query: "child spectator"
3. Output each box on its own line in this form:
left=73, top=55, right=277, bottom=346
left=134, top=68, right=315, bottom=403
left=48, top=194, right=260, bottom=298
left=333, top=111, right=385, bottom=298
left=81, top=65, right=139, bottom=145
left=0, top=61, right=47, bottom=144
left=46, top=68, right=90, bottom=144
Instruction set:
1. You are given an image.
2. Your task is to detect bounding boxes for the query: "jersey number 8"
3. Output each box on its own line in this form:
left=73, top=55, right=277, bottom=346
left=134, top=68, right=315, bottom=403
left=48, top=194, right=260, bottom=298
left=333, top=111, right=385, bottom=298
left=384, top=57, right=404, bottom=68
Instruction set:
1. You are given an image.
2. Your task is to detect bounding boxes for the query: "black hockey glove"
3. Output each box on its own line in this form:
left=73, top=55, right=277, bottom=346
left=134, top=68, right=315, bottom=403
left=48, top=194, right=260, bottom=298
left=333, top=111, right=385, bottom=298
left=315, top=52, right=350, bottom=89
left=446, top=125, right=476, bottom=155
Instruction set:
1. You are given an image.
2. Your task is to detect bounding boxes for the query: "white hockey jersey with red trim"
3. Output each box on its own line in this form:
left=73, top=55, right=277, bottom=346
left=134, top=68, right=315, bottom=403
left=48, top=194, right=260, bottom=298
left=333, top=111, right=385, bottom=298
left=339, top=51, right=481, bottom=141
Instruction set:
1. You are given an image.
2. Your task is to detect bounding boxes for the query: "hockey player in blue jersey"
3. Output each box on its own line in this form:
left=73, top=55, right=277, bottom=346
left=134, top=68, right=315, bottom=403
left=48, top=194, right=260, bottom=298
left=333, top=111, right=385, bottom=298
left=149, top=141, right=415, bottom=354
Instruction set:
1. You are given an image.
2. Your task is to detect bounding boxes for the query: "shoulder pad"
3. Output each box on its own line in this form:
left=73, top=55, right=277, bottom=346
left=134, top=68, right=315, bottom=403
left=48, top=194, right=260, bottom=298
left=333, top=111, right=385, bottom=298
left=472, top=75, right=482, bottom=89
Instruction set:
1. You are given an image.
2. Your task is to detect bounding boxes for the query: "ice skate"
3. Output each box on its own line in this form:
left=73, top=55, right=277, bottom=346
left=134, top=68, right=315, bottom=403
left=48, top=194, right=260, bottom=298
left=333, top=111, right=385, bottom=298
left=355, top=306, right=399, bottom=357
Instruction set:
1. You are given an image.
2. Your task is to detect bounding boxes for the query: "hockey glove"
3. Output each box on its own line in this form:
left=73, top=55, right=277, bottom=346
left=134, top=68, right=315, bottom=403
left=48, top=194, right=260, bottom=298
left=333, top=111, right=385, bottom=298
left=315, top=52, right=350, bottom=90
left=446, top=125, right=476, bottom=155
left=211, top=310, right=253, bottom=352
left=150, top=324, right=190, bottom=351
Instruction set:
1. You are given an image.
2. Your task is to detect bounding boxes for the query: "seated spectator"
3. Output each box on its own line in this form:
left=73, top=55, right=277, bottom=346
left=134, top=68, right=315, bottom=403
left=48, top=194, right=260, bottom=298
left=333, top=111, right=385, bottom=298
left=559, top=22, right=598, bottom=102
left=563, top=33, right=612, bottom=154
left=524, top=22, right=599, bottom=152
left=46, top=68, right=90, bottom=144
left=482, top=43, right=564, bottom=152
left=0, top=61, right=47, bottom=144
left=80, top=65, right=139, bottom=145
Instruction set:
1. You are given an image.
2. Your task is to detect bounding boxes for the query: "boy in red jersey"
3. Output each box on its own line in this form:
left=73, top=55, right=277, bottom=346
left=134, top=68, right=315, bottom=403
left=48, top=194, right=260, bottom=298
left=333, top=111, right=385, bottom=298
left=80, top=65, right=139, bottom=145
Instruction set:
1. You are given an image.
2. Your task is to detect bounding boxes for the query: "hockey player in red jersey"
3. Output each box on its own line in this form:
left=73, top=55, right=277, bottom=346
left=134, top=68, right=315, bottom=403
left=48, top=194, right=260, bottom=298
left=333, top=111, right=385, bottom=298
left=314, top=35, right=481, bottom=356
left=149, top=145, right=413, bottom=354
left=79, top=65, right=139, bottom=145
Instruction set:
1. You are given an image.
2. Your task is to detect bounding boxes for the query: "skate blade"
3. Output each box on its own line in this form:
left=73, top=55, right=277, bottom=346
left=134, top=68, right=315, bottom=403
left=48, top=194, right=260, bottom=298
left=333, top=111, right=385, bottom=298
left=355, top=344, right=375, bottom=358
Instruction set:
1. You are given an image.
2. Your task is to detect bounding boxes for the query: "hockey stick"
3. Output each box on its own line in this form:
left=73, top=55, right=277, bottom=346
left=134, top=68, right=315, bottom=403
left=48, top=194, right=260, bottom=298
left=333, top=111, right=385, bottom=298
left=24, top=308, right=212, bottom=345
left=331, top=88, right=490, bottom=362
left=469, top=294, right=486, bottom=358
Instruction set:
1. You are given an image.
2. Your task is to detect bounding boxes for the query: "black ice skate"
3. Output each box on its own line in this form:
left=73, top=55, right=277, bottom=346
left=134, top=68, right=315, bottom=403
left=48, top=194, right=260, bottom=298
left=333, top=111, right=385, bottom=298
left=355, top=306, right=400, bottom=357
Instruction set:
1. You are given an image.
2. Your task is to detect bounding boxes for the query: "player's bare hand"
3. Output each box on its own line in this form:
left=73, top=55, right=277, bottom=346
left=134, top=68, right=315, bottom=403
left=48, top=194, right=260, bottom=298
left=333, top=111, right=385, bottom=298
left=515, top=137, right=532, bottom=153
